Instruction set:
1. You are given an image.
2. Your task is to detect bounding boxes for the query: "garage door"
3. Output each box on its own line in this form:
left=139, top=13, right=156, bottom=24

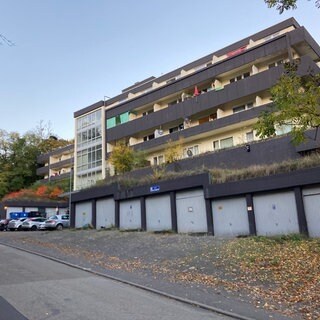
left=146, top=195, right=171, bottom=232
left=176, top=189, right=207, bottom=233
left=253, top=191, right=299, bottom=236
left=75, top=202, right=92, bottom=228
left=212, top=197, right=249, bottom=237
left=119, top=199, right=141, bottom=230
left=96, top=198, right=115, bottom=229
left=303, top=187, right=320, bottom=237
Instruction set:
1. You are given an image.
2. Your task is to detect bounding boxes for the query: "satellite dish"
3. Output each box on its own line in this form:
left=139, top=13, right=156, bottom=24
left=187, top=149, right=193, bottom=157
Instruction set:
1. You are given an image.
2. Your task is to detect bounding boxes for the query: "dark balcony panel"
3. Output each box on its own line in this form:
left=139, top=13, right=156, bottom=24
left=106, top=55, right=319, bottom=144
left=106, top=68, right=282, bottom=142
left=47, top=172, right=71, bottom=182
left=36, top=166, right=49, bottom=176
left=105, top=27, right=319, bottom=120
left=37, top=154, right=50, bottom=164
left=50, top=158, right=74, bottom=170
left=129, top=104, right=271, bottom=153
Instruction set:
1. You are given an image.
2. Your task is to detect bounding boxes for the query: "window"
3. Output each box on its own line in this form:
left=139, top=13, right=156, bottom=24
left=268, top=60, right=283, bottom=69
left=246, top=131, right=254, bottom=142
left=220, top=137, right=234, bottom=149
left=143, top=134, right=155, bottom=141
left=184, top=145, right=199, bottom=157
left=153, top=155, right=164, bottom=166
left=233, top=102, right=254, bottom=113
left=142, top=109, right=154, bottom=116
left=233, top=105, right=245, bottom=113
left=169, top=123, right=184, bottom=133
left=213, top=140, right=220, bottom=150
left=229, top=71, right=250, bottom=84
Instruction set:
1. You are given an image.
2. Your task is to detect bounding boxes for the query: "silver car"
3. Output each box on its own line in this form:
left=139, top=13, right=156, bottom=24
left=44, top=214, right=70, bottom=230
left=7, top=218, right=27, bottom=231
left=21, top=217, right=47, bottom=231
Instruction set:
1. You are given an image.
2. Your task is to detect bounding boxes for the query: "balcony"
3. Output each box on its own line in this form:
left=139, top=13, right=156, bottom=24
left=50, top=158, right=74, bottom=170
left=36, top=165, right=49, bottom=176
left=106, top=66, right=283, bottom=142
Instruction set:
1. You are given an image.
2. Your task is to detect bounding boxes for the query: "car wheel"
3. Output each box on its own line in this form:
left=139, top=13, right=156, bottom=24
left=31, top=225, right=37, bottom=231
left=17, top=225, right=22, bottom=231
left=9, top=228, right=14, bottom=231
left=56, top=224, right=63, bottom=231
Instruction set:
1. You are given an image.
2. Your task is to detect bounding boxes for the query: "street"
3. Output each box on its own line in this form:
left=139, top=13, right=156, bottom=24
left=0, top=245, right=232, bottom=320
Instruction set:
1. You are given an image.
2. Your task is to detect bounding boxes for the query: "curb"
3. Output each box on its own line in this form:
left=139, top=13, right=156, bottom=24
left=0, top=241, right=255, bottom=320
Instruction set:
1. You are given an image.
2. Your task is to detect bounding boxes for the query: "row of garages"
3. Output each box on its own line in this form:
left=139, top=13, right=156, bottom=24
left=73, top=186, right=320, bottom=238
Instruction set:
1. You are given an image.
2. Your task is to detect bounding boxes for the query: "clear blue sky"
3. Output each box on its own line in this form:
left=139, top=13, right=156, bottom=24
left=1, top=0, right=319, bottom=140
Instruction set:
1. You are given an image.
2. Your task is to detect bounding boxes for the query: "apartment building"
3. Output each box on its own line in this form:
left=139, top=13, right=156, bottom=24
left=37, top=144, right=74, bottom=182
left=73, top=18, right=320, bottom=190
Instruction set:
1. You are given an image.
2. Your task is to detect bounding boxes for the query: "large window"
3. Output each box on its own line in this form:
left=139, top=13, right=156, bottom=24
left=213, top=137, right=233, bottom=151
left=76, top=109, right=103, bottom=189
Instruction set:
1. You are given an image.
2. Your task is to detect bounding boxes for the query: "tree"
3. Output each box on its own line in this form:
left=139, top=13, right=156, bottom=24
left=0, top=124, right=72, bottom=199
left=164, top=138, right=184, bottom=163
left=109, top=144, right=135, bottom=174
left=264, top=0, right=320, bottom=13
left=254, top=62, right=320, bottom=144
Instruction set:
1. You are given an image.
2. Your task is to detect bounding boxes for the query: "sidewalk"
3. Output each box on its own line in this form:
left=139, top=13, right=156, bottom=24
left=0, top=230, right=300, bottom=320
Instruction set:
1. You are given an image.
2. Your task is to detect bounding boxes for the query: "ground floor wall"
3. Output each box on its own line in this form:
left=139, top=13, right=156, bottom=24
left=71, top=169, right=320, bottom=238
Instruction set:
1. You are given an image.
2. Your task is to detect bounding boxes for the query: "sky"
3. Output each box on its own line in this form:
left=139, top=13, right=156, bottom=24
left=1, top=0, right=319, bottom=140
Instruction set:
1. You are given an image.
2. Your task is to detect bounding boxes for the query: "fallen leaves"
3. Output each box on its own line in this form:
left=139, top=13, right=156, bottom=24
left=2, top=231, right=319, bottom=319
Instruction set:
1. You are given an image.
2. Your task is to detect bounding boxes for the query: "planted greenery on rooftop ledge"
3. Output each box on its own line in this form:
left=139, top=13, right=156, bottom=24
left=95, top=152, right=320, bottom=190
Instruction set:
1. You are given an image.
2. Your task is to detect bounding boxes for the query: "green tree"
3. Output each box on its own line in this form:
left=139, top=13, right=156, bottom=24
left=264, top=0, right=320, bottom=13
left=164, top=138, right=184, bottom=163
left=0, top=123, right=72, bottom=199
left=109, top=144, right=135, bottom=174
left=254, top=62, right=320, bottom=144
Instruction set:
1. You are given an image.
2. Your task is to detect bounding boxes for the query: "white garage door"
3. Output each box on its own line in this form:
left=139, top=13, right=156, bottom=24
left=146, top=195, right=172, bottom=231
left=303, top=187, right=320, bottom=237
left=75, top=202, right=92, bottom=228
left=253, top=191, right=299, bottom=236
left=119, top=199, right=141, bottom=230
left=96, top=198, right=115, bottom=230
left=176, top=189, right=207, bottom=233
left=212, top=197, right=249, bottom=237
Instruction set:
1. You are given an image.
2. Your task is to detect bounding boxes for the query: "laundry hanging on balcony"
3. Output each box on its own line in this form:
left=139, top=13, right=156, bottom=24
left=193, top=86, right=200, bottom=97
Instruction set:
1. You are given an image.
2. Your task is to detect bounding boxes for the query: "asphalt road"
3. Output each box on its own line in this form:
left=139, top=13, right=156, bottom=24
left=0, top=245, right=233, bottom=320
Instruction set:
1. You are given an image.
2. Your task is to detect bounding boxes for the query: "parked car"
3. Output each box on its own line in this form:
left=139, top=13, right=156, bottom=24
left=7, top=218, right=28, bottom=231
left=21, top=217, right=47, bottom=231
left=0, top=219, right=11, bottom=231
left=43, top=214, right=70, bottom=230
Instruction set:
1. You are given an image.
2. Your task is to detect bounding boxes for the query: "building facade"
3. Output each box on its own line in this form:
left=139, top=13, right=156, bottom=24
left=73, top=18, right=320, bottom=190
left=37, top=144, right=74, bottom=182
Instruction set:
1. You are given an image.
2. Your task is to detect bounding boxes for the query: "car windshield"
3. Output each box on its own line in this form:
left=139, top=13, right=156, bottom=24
left=48, top=216, right=58, bottom=220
